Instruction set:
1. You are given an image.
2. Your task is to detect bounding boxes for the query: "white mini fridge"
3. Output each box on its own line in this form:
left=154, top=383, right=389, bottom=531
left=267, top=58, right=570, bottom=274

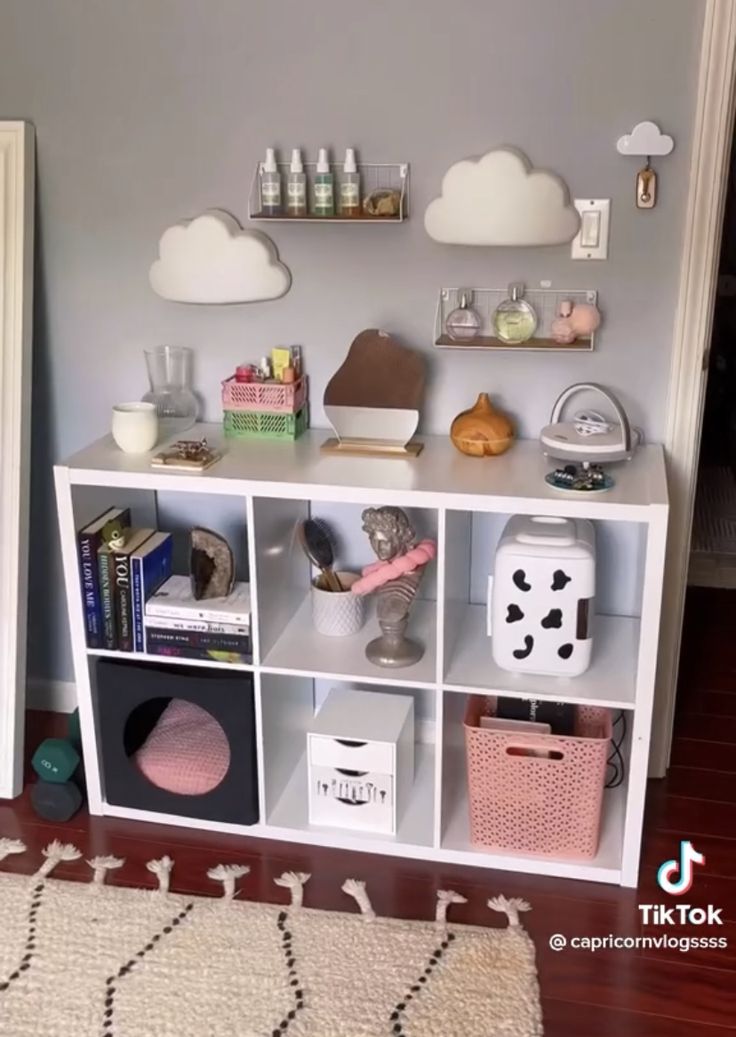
left=487, top=515, right=595, bottom=677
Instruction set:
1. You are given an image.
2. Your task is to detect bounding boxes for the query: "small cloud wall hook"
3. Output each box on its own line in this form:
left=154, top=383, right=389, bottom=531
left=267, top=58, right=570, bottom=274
left=616, top=121, right=674, bottom=210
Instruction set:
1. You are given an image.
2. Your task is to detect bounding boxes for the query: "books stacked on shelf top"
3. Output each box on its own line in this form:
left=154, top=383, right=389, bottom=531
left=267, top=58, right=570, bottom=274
left=144, top=574, right=252, bottom=665
left=76, top=509, right=173, bottom=653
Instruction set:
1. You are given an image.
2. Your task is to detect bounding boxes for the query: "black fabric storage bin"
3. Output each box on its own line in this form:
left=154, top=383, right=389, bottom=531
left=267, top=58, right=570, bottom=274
left=95, top=659, right=259, bottom=825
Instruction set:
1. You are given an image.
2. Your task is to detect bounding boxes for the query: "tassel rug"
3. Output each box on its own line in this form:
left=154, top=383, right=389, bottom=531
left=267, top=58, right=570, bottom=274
left=0, top=838, right=543, bottom=1036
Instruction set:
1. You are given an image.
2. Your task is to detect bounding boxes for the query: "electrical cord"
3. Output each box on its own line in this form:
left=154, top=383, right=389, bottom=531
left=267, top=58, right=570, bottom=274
left=605, top=710, right=627, bottom=789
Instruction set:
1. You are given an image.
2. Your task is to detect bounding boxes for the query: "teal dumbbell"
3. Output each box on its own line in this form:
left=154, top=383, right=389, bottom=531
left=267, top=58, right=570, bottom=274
left=31, top=738, right=80, bottom=784
left=30, top=780, right=83, bottom=823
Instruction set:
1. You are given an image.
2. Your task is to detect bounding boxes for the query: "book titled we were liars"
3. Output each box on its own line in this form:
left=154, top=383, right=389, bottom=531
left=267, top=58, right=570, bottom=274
left=144, top=574, right=252, bottom=664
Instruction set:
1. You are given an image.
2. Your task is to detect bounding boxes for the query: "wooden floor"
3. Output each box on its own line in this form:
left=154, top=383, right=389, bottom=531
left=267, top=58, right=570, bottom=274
left=2, top=588, right=735, bottom=1035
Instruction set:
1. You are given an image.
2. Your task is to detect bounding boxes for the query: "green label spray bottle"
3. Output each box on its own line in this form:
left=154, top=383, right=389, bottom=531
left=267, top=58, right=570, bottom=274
left=313, top=147, right=335, bottom=217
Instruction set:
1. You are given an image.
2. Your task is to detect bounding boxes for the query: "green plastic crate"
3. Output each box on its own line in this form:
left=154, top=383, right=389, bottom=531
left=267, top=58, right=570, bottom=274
left=224, top=405, right=309, bottom=440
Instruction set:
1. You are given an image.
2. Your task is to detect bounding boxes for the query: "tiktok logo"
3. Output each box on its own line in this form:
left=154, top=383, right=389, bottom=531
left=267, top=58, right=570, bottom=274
left=657, top=840, right=706, bottom=895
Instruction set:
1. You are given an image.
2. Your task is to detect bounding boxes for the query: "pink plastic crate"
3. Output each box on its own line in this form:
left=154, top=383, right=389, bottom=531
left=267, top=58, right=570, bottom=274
left=221, top=375, right=307, bottom=413
left=464, top=695, right=612, bottom=860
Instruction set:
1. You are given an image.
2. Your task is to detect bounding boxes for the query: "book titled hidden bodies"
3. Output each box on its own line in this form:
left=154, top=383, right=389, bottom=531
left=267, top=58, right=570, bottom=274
left=77, top=507, right=130, bottom=649
left=95, top=529, right=173, bottom=652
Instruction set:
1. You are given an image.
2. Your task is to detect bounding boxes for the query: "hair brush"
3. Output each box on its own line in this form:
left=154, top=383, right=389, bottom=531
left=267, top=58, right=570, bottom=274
left=298, top=518, right=343, bottom=592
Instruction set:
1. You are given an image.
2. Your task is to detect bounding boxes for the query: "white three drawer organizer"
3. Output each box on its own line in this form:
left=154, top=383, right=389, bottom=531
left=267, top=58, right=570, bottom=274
left=308, top=689, right=414, bottom=835
left=54, top=426, right=668, bottom=887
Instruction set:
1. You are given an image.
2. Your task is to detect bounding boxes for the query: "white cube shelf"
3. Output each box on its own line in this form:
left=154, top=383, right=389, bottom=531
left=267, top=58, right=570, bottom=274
left=54, top=424, right=668, bottom=887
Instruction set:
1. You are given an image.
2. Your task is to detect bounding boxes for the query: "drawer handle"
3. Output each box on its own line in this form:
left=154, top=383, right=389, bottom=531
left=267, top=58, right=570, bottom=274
left=335, top=768, right=368, bottom=778
left=337, top=797, right=369, bottom=806
left=335, top=739, right=367, bottom=748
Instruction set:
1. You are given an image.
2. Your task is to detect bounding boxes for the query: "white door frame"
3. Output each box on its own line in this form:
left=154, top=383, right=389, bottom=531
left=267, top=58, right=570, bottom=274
left=652, top=0, right=736, bottom=775
left=0, top=122, right=34, bottom=799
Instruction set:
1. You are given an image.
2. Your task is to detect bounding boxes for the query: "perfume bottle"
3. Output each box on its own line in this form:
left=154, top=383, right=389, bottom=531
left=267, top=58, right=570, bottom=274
left=492, top=284, right=538, bottom=344
left=313, top=147, right=335, bottom=217
left=445, top=290, right=482, bottom=342
left=286, top=148, right=307, bottom=216
left=260, top=148, right=282, bottom=215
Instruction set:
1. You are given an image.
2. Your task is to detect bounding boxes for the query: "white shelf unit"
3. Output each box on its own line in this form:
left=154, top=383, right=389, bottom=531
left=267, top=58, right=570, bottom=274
left=54, top=425, right=668, bottom=887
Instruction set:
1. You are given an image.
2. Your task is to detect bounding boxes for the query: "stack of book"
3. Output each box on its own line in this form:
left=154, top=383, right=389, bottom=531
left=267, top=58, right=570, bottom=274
left=77, top=507, right=173, bottom=653
left=144, top=575, right=251, bottom=664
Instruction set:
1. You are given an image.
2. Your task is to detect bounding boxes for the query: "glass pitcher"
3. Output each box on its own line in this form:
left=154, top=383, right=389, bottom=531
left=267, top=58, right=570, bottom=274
left=142, top=345, right=198, bottom=437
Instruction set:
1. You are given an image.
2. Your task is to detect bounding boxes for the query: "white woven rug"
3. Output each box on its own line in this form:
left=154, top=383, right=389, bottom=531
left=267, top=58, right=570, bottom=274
left=0, top=839, right=542, bottom=1037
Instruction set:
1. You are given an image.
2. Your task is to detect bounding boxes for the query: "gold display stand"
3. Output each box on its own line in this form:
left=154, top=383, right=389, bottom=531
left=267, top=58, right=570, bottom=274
left=320, top=437, right=424, bottom=459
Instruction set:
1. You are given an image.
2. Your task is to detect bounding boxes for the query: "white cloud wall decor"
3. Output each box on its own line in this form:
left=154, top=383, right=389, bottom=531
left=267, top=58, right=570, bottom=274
left=424, top=147, right=580, bottom=247
left=616, top=121, right=674, bottom=157
left=149, top=209, right=291, bottom=304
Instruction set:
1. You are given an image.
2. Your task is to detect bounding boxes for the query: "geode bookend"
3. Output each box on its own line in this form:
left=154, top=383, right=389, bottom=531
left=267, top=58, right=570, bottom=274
left=190, top=527, right=235, bottom=600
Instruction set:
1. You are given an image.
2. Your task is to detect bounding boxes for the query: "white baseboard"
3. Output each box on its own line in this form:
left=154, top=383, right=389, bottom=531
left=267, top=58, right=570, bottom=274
left=26, top=678, right=77, bottom=713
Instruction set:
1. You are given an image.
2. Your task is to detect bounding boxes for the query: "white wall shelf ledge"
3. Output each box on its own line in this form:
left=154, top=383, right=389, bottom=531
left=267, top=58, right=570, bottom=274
left=54, top=423, right=668, bottom=888
left=61, top=425, right=668, bottom=518
left=443, top=605, right=638, bottom=709
left=261, top=596, right=436, bottom=690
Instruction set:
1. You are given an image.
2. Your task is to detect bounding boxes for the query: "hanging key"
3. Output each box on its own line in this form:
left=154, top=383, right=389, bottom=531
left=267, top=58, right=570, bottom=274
left=637, top=159, right=657, bottom=209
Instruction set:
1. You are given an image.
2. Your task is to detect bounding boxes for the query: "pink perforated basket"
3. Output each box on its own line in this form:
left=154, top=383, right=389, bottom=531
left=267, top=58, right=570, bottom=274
left=464, top=696, right=611, bottom=860
left=221, top=375, right=307, bottom=413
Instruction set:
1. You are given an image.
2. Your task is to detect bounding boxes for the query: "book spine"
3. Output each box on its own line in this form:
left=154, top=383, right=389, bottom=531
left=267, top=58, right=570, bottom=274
left=131, top=556, right=144, bottom=653
left=98, top=550, right=116, bottom=650
left=145, top=628, right=252, bottom=652
left=145, top=643, right=250, bottom=665
left=113, top=551, right=134, bottom=652
left=143, top=615, right=249, bottom=635
left=78, top=531, right=102, bottom=648
left=145, top=601, right=250, bottom=626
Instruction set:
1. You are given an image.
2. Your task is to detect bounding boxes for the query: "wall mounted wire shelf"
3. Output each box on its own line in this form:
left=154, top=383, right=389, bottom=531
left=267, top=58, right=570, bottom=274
left=434, top=286, right=600, bottom=352
left=248, top=161, right=409, bottom=223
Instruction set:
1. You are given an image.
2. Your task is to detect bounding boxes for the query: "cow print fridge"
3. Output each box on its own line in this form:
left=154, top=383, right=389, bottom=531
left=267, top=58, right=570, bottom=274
left=487, top=515, right=595, bottom=677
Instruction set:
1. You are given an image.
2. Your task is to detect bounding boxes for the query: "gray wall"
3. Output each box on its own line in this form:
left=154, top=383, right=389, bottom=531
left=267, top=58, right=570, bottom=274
left=0, top=0, right=704, bottom=684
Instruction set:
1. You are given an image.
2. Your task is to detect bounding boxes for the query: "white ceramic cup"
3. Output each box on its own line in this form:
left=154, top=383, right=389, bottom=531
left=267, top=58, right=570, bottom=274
left=311, top=571, right=366, bottom=637
left=111, top=402, right=159, bottom=454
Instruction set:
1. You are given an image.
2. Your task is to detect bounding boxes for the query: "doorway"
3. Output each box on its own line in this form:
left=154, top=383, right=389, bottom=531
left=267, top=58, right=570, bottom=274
left=689, top=132, right=736, bottom=589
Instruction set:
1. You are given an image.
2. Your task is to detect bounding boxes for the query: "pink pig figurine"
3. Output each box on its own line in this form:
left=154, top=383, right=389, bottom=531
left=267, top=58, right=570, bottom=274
left=550, top=300, right=576, bottom=344
left=550, top=299, right=602, bottom=344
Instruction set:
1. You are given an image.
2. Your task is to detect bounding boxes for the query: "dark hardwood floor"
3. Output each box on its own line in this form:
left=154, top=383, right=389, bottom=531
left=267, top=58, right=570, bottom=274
left=2, top=587, right=735, bottom=1034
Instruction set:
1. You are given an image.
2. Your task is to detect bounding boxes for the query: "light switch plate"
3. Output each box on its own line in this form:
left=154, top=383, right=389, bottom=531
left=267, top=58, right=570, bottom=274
left=571, top=199, right=610, bottom=260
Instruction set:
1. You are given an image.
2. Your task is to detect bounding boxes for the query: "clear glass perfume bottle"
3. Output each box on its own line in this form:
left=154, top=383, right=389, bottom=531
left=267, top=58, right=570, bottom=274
left=445, top=290, right=482, bottom=341
left=492, top=283, right=538, bottom=344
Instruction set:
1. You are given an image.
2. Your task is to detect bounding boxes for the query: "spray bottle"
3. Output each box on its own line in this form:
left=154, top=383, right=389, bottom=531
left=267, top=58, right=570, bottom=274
left=286, top=148, right=307, bottom=216
left=313, top=147, right=335, bottom=217
left=340, top=148, right=361, bottom=216
left=260, top=148, right=282, bottom=215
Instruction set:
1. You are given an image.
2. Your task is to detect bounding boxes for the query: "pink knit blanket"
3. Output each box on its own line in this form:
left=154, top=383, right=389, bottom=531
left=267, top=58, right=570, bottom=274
left=135, top=699, right=230, bottom=795
left=351, top=539, right=437, bottom=595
